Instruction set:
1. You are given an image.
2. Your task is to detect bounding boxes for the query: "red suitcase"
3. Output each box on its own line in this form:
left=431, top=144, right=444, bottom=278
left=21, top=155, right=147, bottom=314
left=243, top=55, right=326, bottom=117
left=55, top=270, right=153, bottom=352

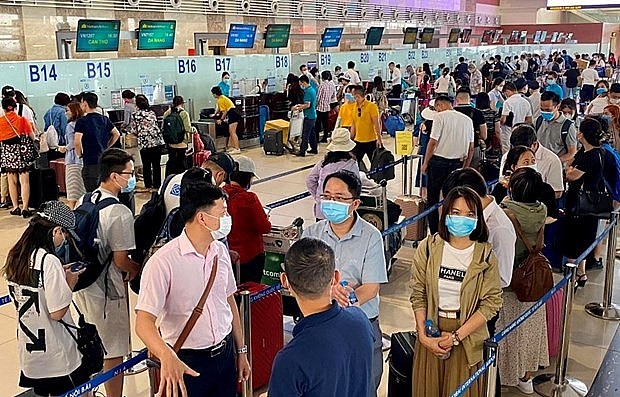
left=237, top=282, right=284, bottom=391
left=49, top=158, right=66, bottom=194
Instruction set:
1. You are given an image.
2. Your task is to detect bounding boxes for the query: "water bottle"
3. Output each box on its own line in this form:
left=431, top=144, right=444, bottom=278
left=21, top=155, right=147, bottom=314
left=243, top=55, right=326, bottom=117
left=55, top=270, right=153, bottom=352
left=424, top=320, right=450, bottom=360
left=340, top=281, right=359, bottom=306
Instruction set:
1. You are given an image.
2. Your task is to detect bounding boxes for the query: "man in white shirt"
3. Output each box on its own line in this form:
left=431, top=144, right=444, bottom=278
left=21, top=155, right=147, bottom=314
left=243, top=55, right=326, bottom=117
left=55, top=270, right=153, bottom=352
left=345, top=61, right=361, bottom=86
left=387, top=62, right=402, bottom=101
left=421, top=95, right=474, bottom=234
left=580, top=59, right=600, bottom=103
left=501, top=124, right=564, bottom=198
left=528, top=81, right=542, bottom=120
left=500, top=82, right=533, bottom=154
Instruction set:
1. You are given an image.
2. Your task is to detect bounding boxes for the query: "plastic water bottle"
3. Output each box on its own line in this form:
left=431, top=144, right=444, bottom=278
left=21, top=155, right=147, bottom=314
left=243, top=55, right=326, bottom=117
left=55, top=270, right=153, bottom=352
left=424, top=320, right=450, bottom=360
left=340, top=281, right=359, bottom=306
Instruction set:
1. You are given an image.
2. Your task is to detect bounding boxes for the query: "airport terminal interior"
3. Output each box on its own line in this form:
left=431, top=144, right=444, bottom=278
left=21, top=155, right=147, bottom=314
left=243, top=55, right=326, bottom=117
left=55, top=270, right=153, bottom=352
left=3, top=0, right=620, bottom=396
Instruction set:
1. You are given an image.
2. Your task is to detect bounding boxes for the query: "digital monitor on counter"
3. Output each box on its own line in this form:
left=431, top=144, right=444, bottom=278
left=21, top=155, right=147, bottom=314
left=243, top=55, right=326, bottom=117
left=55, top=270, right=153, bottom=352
left=320, top=27, right=344, bottom=48
left=264, top=24, right=291, bottom=48
left=403, top=27, right=418, bottom=45
left=419, top=28, right=435, bottom=44
left=137, top=20, right=176, bottom=50
left=226, top=24, right=257, bottom=49
left=365, top=27, right=384, bottom=46
left=76, top=19, right=121, bottom=52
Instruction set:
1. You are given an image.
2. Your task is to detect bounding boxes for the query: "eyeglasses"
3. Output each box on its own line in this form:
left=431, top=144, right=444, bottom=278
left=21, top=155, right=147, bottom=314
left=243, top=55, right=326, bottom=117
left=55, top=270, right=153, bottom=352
left=118, top=171, right=135, bottom=177
left=320, top=194, right=357, bottom=203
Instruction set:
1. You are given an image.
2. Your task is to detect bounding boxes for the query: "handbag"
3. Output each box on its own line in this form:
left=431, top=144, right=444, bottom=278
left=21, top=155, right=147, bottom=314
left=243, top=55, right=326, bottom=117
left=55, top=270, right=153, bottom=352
left=60, top=301, right=107, bottom=376
left=504, top=210, right=554, bottom=302
left=148, top=256, right=219, bottom=397
left=572, top=150, right=613, bottom=219
left=5, top=115, right=39, bottom=164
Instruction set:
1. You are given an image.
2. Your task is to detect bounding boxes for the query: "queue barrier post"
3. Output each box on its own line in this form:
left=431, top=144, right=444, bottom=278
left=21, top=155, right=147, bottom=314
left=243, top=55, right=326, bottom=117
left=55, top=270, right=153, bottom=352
left=533, top=263, right=588, bottom=397
left=401, top=155, right=409, bottom=196
left=585, top=212, right=620, bottom=320
left=239, top=290, right=253, bottom=397
left=483, top=340, right=498, bottom=397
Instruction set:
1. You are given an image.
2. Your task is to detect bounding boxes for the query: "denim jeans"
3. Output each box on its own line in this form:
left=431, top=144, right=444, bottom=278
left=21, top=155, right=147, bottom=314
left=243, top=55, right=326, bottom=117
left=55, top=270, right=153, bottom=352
left=300, top=118, right=317, bottom=155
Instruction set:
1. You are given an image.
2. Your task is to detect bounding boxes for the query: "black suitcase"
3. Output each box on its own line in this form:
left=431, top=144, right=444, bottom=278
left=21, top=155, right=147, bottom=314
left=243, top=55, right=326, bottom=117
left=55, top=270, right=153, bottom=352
left=263, top=129, right=284, bottom=156
left=29, top=168, right=59, bottom=210
left=388, top=331, right=416, bottom=397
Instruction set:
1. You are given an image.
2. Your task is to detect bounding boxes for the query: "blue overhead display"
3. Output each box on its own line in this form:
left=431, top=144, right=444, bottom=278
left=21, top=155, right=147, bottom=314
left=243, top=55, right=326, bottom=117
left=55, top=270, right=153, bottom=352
left=226, top=24, right=257, bottom=49
left=320, top=27, right=344, bottom=48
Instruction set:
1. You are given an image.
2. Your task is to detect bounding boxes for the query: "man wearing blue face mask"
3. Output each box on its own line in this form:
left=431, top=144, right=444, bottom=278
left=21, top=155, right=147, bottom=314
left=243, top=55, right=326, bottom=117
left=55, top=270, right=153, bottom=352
left=302, top=170, right=388, bottom=394
left=544, top=72, right=564, bottom=100
left=74, top=148, right=141, bottom=397
left=535, top=91, right=577, bottom=163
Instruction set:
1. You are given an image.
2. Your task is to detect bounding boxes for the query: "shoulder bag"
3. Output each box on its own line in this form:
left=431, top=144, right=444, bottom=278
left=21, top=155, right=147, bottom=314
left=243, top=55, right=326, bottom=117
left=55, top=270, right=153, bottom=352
left=60, top=301, right=107, bottom=376
left=504, top=209, right=554, bottom=302
left=5, top=115, right=38, bottom=164
left=148, top=256, right=219, bottom=397
left=572, top=150, right=613, bottom=219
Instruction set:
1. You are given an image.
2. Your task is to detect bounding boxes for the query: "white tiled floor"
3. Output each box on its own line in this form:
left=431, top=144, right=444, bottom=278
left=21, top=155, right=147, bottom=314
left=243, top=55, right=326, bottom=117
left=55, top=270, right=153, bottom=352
left=0, top=135, right=618, bottom=396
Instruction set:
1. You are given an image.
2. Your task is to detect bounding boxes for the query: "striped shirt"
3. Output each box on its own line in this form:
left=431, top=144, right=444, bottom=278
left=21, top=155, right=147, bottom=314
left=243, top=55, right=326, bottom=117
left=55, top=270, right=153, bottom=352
left=317, top=81, right=337, bottom=112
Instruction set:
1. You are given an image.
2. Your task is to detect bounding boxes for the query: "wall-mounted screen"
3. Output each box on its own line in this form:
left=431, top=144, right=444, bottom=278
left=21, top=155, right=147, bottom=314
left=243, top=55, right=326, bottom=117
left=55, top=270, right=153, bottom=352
left=533, top=31, right=542, bottom=43
left=403, top=27, right=418, bottom=44
left=550, top=32, right=559, bottom=43
left=264, top=24, right=291, bottom=48
left=321, top=27, right=344, bottom=48
left=547, top=0, right=620, bottom=10
left=365, top=27, right=384, bottom=46
left=508, top=30, right=520, bottom=44
left=226, top=24, right=257, bottom=49
left=419, top=28, right=435, bottom=44
left=448, top=28, right=461, bottom=44
left=540, top=31, right=548, bottom=42
left=461, top=29, right=472, bottom=43
left=482, top=30, right=494, bottom=44
left=137, top=20, right=176, bottom=50
left=493, top=30, right=503, bottom=43
left=76, top=19, right=120, bottom=52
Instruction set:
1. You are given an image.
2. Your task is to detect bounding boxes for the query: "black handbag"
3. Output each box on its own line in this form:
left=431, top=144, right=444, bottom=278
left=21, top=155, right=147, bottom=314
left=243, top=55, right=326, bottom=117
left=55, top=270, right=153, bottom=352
left=572, top=150, right=613, bottom=219
left=61, top=302, right=107, bottom=376
left=5, top=114, right=38, bottom=164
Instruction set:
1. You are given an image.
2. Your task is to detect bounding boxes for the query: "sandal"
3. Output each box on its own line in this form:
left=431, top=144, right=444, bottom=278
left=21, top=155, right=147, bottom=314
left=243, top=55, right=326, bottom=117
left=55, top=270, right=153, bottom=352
left=575, top=274, right=588, bottom=292
left=21, top=209, right=33, bottom=218
left=9, top=207, right=21, bottom=216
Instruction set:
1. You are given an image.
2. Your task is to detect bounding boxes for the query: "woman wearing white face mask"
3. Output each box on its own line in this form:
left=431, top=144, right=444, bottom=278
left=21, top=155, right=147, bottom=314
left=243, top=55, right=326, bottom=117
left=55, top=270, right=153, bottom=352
left=492, top=146, right=558, bottom=219
left=3, top=201, right=91, bottom=397
left=586, top=80, right=611, bottom=115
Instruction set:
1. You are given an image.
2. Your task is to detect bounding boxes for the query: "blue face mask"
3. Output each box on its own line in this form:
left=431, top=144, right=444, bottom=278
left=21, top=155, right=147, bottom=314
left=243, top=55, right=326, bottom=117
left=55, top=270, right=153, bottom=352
left=121, top=175, right=137, bottom=193
left=540, top=111, right=555, bottom=121
left=320, top=200, right=351, bottom=224
left=546, top=79, right=555, bottom=85
left=597, top=88, right=608, bottom=95
left=602, top=114, right=612, bottom=125
left=345, top=93, right=355, bottom=102
left=445, top=215, right=478, bottom=237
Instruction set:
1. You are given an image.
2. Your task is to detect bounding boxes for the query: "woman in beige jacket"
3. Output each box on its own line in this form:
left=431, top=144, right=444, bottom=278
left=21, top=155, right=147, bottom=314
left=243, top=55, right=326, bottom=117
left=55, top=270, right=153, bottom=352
left=410, top=186, right=503, bottom=397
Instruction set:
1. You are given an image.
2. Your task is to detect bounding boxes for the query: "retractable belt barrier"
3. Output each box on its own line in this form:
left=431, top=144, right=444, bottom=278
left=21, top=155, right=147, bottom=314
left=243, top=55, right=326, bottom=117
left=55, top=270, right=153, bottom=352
left=450, top=217, right=619, bottom=397
left=0, top=295, right=10, bottom=306
left=253, top=164, right=315, bottom=185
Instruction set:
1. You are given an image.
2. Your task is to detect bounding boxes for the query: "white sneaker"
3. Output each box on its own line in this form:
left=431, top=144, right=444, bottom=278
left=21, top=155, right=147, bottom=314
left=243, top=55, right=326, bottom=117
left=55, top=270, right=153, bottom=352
left=517, top=378, right=534, bottom=394
left=227, top=148, right=241, bottom=155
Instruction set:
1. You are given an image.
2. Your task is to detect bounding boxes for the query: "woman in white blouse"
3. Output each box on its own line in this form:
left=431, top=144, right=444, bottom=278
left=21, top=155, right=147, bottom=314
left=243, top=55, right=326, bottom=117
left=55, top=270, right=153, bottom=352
left=434, top=67, right=456, bottom=97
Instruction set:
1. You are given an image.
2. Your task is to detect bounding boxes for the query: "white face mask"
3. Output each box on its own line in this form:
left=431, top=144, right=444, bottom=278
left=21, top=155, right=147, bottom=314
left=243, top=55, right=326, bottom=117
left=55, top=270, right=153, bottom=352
left=610, top=98, right=620, bottom=104
left=523, top=164, right=538, bottom=172
left=204, top=213, right=232, bottom=240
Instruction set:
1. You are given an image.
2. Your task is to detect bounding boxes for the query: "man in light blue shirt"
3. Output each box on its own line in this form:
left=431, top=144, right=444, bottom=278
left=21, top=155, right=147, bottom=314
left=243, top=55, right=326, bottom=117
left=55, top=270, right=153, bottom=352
left=545, top=71, right=564, bottom=99
left=302, top=170, right=388, bottom=392
left=43, top=92, right=71, bottom=147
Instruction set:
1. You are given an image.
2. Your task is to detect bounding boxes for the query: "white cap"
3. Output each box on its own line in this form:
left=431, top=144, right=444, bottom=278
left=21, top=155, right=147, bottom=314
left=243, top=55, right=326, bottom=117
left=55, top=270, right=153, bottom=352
left=235, top=155, right=259, bottom=178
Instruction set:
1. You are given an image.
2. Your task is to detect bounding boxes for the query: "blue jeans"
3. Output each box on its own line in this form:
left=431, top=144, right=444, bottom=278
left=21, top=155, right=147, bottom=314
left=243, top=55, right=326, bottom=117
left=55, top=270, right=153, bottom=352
left=177, top=333, right=236, bottom=397
left=300, top=118, right=317, bottom=154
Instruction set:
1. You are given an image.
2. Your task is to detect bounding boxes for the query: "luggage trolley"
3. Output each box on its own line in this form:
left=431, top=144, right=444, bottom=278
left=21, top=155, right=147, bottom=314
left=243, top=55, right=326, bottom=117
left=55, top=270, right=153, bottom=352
left=357, top=180, right=402, bottom=276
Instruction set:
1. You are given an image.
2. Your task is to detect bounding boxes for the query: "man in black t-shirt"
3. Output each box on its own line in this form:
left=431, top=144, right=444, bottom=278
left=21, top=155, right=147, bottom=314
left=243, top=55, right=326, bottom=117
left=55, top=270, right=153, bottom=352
left=454, top=88, right=487, bottom=169
left=74, top=92, right=120, bottom=192
left=564, top=61, right=581, bottom=100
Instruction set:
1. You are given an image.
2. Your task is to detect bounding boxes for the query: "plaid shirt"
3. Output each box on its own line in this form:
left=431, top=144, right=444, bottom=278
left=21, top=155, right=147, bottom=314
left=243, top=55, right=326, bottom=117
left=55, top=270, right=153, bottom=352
left=317, top=81, right=336, bottom=112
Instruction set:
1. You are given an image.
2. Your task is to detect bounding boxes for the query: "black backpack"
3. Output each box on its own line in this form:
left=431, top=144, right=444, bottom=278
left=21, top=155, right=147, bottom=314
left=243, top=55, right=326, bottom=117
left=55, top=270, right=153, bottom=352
left=369, top=147, right=396, bottom=183
left=535, top=116, right=573, bottom=152
left=162, top=109, right=186, bottom=144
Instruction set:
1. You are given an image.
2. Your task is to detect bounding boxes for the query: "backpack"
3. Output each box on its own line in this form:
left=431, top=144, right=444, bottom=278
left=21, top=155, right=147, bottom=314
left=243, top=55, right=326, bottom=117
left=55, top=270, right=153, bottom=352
left=535, top=116, right=573, bottom=153
left=601, top=144, right=620, bottom=201
left=504, top=209, right=554, bottom=302
left=162, top=109, right=186, bottom=144
left=369, top=147, right=396, bottom=183
left=68, top=192, right=118, bottom=291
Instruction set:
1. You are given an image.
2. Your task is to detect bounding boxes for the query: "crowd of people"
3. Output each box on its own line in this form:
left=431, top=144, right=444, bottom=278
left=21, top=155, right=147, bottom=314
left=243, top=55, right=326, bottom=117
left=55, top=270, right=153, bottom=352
left=1, top=47, right=619, bottom=397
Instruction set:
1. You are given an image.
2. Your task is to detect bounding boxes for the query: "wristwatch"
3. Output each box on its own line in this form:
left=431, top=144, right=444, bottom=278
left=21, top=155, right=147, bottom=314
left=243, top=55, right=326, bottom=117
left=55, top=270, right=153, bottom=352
left=451, top=331, right=461, bottom=346
left=236, top=345, right=248, bottom=355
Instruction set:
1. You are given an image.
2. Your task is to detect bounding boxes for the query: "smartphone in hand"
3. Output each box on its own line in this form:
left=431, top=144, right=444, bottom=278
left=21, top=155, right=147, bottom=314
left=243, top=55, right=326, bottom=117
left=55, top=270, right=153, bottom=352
left=70, top=261, right=88, bottom=272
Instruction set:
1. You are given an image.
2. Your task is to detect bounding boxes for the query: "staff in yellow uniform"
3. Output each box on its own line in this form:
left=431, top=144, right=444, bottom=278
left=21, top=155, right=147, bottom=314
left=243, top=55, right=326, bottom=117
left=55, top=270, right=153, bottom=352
left=350, top=85, right=382, bottom=165
left=337, top=88, right=356, bottom=131
left=211, top=86, right=242, bottom=155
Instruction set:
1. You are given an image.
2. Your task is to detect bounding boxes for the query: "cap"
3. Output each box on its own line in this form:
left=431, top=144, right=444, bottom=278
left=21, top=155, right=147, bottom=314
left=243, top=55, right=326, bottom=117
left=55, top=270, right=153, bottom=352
left=528, top=80, right=540, bottom=90
left=235, top=155, right=259, bottom=178
left=2, top=85, right=15, bottom=98
left=37, top=201, right=80, bottom=241
left=339, top=74, right=351, bottom=82
left=208, top=152, right=237, bottom=175
left=515, top=78, right=528, bottom=90
left=327, top=128, right=356, bottom=152
left=421, top=107, right=437, bottom=121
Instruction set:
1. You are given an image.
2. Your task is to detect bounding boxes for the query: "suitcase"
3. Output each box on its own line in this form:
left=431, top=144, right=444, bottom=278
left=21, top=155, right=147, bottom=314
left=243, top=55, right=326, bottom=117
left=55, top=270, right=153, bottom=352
left=49, top=159, right=66, bottom=194
left=388, top=331, right=416, bottom=397
left=395, top=195, right=427, bottom=241
left=236, top=282, right=284, bottom=391
left=546, top=288, right=564, bottom=358
left=263, top=129, right=284, bottom=156
left=29, top=168, right=59, bottom=210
